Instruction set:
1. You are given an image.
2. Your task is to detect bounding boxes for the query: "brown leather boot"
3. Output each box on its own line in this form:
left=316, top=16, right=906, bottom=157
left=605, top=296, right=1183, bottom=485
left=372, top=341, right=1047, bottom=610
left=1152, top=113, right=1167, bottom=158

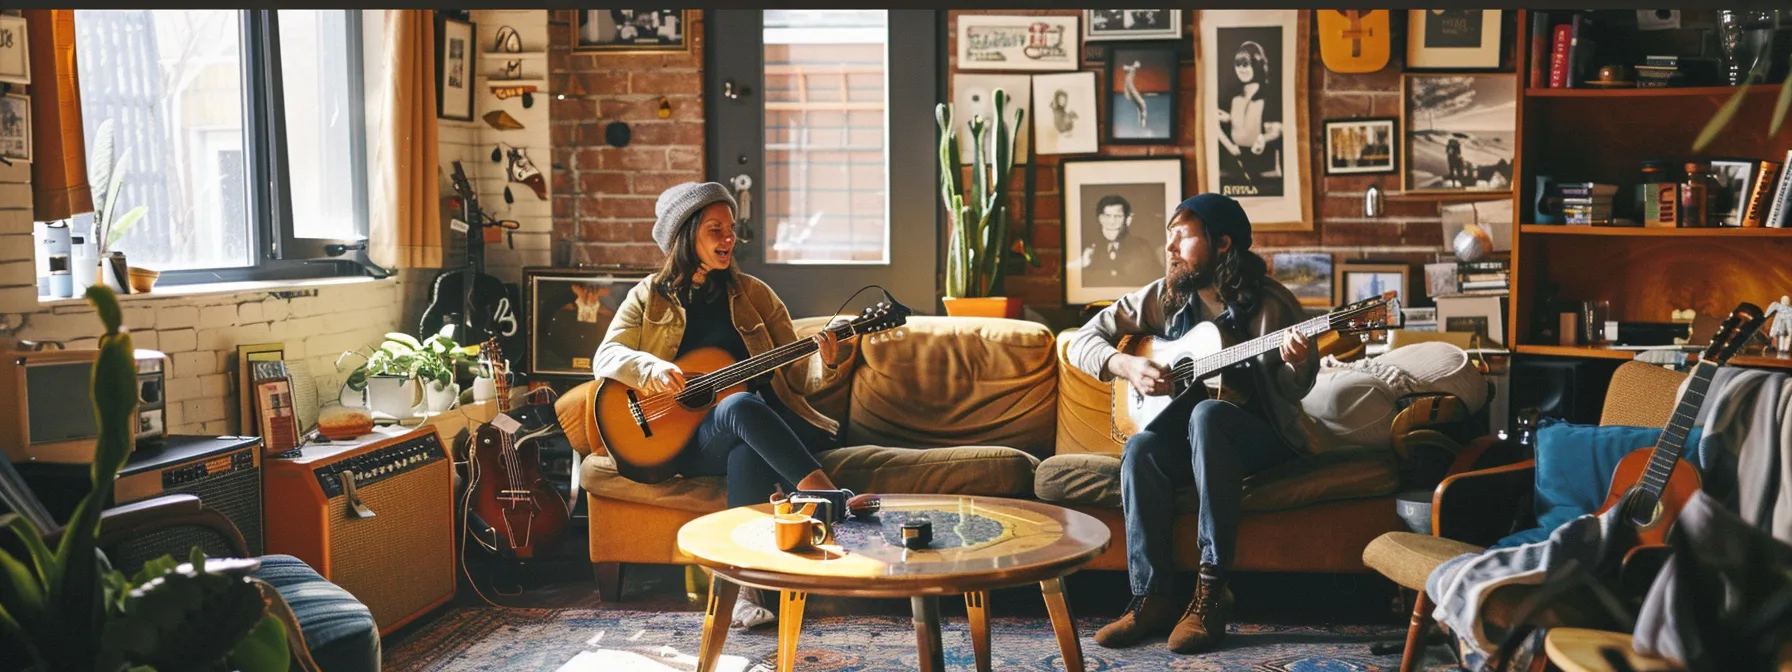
left=1094, top=593, right=1180, bottom=649
left=1168, top=564, right=1231, bottom=654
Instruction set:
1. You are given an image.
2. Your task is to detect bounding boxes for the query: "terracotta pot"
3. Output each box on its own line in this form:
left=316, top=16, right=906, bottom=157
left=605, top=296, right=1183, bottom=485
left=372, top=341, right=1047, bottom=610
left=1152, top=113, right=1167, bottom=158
left=941, top=296, right=1023, bottom=319
left=127, top=267, right=160, bottom=293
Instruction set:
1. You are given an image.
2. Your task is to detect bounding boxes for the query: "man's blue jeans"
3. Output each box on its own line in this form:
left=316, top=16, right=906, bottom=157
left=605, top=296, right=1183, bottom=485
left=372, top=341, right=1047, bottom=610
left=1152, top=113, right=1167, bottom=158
left=678, top=392, right=832, bottom=508
left=1120, top=398, right=1299, bottom=596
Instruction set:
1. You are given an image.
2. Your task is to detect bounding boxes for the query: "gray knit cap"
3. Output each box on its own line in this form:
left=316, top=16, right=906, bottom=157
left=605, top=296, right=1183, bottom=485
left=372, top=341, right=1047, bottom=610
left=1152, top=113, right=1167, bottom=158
left=653, top=182, right=737, bottom=253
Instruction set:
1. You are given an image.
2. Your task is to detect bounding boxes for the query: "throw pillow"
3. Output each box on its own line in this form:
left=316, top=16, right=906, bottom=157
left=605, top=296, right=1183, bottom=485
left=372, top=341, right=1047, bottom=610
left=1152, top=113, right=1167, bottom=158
left=1493, top=420, right=1704, bottom=548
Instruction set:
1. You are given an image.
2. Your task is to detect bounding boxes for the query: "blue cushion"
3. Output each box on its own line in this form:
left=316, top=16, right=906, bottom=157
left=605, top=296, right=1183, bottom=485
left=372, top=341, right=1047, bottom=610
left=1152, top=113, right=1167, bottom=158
left=1490, top=421, right=1703, bottom=549
left=252, top=554, right=381, bottom=672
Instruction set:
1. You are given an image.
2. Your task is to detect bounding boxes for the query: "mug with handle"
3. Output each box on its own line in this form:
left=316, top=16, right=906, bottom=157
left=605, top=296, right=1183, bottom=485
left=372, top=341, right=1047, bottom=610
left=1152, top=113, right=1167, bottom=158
left=774, top=513, right=830, bottom=552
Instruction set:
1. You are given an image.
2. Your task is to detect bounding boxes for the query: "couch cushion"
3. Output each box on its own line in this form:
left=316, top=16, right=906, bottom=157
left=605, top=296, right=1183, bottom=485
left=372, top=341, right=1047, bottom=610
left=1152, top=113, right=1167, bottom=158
left=847, top=317, right=1058, bottom=457
left=1363, top=532, right=1483, bottom=590
left=254, top=554, right=380, bottom=672
left=581, top=444, right=1040, bottom=512
left=1034, top=444, right=1399, bottom=512
left=1054, top=329, right=1128, bottom=456
left=818, top=445, right=1039, bottom=497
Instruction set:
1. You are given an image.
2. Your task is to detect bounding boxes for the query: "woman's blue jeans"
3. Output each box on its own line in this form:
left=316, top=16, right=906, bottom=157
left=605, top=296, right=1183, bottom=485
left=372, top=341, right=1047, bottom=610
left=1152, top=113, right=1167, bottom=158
left=677, top=392, right=832, bottom=508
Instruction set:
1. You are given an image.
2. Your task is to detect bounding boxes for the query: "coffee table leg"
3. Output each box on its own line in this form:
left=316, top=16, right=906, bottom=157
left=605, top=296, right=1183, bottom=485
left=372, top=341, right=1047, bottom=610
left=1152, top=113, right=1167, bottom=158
left=696, top=574, right=739, bottom=672
left=965, top=591, right=991, bottom=672
left=1041, top=577, right=1084, bottom=672
left=911, top=596, right=945, bottom=672
left=778, top=591, right=807, bottom=672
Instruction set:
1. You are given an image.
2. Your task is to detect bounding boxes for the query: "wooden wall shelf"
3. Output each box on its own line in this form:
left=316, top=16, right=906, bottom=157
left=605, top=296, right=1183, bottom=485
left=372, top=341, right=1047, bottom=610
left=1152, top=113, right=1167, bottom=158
left=1729, top=355, right=1792, bottom=371
left=1514, top=345, right=1639, bottom=360
left=1525, top=85, right=1765, bottom=99
left=1520, top=225, right=1792, bottom=238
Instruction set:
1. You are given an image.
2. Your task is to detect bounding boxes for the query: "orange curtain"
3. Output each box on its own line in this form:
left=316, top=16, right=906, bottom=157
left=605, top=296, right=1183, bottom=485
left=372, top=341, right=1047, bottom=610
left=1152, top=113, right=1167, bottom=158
left=24, top=9, right=94, bottom=222
left=369, top=10, right=441, bottom=270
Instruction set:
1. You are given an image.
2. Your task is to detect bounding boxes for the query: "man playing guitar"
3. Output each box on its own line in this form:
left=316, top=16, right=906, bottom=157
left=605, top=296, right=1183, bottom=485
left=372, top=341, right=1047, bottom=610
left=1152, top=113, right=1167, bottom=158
left=1067, top=192, right=1319, bottom=654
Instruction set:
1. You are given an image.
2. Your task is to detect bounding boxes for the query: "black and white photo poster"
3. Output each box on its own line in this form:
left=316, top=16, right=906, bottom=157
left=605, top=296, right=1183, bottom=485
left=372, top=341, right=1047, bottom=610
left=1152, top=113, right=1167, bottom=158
left=1062, top=157, right=1182, bottom=304
left=1031, top=71, right=1098, bottom=155
left=1200, top=10, right=1310, bottom=229
left=1402, top=73, right=1516, bottom=193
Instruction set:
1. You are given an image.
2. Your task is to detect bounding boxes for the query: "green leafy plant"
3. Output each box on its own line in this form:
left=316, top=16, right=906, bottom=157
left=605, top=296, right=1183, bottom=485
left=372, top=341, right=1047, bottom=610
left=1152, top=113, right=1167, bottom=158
left=0, top=285, right=288, bottom=672
left=336, top=325, right=473, bottom=391
left=86, top=120, right=148, bottom=255
left=1694, top=13, right=1791, bottom=152
left=937, top=89, right=1033, bottom=299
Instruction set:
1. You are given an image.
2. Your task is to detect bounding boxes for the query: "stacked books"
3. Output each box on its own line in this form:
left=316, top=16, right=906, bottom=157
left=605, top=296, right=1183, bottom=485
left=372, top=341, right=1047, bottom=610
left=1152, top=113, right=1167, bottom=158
left=1636, top=55, right=1684, bottom=88
left=1457, top=260, right=1510, bottom=293
left=1553, top=182, right=1620, bottom=225
left=1758, top=151, right=1792, bottom=228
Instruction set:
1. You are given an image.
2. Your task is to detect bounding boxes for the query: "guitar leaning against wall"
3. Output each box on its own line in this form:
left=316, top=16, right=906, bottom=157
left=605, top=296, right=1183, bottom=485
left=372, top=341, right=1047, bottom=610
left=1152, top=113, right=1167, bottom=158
left=466, top=340, right=570, bottom=560
left=420, top=161, right=524, bottom=365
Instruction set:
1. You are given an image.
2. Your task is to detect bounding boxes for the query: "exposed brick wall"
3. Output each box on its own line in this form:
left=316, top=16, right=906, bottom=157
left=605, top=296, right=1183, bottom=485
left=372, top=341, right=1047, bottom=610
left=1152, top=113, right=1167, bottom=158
left=548, top=10, right=706, bottom=269
left=948, top=10, right=1451, bottom=309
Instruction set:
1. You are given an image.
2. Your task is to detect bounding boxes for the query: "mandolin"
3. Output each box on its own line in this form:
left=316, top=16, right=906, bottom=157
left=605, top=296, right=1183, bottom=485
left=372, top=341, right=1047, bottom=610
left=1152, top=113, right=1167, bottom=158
left=1111, top=291, right=1401, bottom=441
left=595, top=301, right=909, bottom=484
left=467, top=340, right=570, bottom=559
left=1316, top=10, right=1391, bottom=74
left=1596, top=303, right=1769, bottom=546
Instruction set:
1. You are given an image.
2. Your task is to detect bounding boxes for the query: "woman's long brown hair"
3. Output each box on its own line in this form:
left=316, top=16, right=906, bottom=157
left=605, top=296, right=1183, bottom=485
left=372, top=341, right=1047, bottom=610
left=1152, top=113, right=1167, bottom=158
left=653, top=211, right=731, bottom=302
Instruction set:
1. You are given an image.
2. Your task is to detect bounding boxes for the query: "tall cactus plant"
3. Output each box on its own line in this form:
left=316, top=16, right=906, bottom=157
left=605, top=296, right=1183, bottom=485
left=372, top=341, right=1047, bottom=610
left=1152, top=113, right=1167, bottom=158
left=938, top=89, right=1026, bottom=298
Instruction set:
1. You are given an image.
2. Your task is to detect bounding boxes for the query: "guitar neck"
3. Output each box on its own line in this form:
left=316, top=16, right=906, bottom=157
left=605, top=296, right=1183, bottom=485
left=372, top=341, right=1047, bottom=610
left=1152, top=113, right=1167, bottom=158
left=1179, top=313, right=1330, bottom=383
left=1637, top=360, right=1715, bottom=498
left=685, top=323, right=856, bottom=393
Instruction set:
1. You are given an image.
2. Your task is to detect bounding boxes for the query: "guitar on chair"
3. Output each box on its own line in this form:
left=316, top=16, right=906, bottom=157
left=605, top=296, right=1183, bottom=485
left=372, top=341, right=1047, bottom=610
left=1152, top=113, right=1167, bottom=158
left=421, top=161, right=523, bottom=363
left=1596, top=303, right=1770, bottom=546
left=1316, top=10, right=1391, bottom=74
left=1111, top=291, right=1402, bottom=441
left=595, top=301, right=910, bottom=484
left=467, top=340, right=570, bottom=559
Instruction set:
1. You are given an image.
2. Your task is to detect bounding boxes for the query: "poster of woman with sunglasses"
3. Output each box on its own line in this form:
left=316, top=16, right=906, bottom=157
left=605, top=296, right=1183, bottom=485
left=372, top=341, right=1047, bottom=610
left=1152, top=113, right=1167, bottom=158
left=1200, top=10, right=1311, bottom=230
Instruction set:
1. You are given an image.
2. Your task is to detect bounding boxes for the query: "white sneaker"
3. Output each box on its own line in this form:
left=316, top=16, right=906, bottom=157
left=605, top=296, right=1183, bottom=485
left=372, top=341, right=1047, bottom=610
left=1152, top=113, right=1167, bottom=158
left=731, top=599, right=776, bottom=629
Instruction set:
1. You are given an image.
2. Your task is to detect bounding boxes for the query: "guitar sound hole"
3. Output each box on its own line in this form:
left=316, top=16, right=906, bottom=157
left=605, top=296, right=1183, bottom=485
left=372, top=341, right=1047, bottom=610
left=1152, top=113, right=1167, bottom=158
left=1623, top=490, right=1661, bottom=528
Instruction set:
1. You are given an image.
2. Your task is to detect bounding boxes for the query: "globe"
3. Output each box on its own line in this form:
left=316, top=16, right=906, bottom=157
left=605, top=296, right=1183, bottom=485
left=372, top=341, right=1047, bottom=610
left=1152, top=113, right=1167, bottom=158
left=1453, top=224, right=1492, bottom=262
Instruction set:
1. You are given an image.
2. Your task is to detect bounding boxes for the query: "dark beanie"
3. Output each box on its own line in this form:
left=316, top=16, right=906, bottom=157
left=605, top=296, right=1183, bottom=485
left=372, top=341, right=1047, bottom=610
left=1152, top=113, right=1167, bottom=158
left=1175, top=193, right=1251, bottom=252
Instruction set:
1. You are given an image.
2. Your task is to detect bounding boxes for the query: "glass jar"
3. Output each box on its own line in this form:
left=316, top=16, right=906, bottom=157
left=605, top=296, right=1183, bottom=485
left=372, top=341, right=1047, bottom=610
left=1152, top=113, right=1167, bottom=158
left=1679, top=161, right=1717, bottom=227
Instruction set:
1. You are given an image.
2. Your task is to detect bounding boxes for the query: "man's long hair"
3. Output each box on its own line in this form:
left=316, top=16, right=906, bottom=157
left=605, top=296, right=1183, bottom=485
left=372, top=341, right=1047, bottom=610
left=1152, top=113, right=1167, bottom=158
left=1163, top=220, right=1270, bottom=320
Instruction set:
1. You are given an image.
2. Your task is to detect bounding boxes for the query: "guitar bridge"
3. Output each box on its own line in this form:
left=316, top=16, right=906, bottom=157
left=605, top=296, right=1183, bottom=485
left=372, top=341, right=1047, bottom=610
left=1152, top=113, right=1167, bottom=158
left=625, top=389, right=653, bottom=438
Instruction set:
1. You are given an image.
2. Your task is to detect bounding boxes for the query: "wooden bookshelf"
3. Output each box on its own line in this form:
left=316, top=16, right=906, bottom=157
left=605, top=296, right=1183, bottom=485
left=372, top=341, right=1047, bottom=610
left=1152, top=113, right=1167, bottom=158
left=1524, top=85, right=1766, bottom=99
left=1730, top=354, right=1792, bottom=371
left=1514, top=344, right=1639, bottom=360
left=1519, top=225, right=1792, bottom=238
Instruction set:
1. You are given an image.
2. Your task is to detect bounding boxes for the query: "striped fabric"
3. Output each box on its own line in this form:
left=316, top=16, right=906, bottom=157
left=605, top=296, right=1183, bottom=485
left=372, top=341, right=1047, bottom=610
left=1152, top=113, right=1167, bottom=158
left=253, top=554, right=381, bottom=672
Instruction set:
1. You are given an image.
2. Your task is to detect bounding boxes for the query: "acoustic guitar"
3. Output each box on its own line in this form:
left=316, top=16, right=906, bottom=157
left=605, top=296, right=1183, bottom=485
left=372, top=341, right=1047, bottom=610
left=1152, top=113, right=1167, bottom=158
left=467, top=340, right=570, bottom=559
left=1316, top=10, right=1391, bottom=74
left=595, top=301, right=909, bottom=484
left=1596, top=303, right=1769, bottom=546
left=1111, top=291, right=1401, bottom=441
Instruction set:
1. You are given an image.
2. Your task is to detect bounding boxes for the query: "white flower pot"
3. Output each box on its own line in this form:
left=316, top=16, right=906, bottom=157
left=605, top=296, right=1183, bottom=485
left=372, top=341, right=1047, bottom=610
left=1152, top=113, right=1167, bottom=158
left=472, top=376, right=497, bottom=403
left=425, top=380, right=460, bottom=413
left=364, top=375, right=422, bottom=420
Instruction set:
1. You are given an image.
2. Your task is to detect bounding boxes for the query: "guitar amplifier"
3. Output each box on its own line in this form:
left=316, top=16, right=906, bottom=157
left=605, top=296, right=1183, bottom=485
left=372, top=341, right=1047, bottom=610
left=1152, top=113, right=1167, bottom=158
left=264, top=425, right=455, bottom=634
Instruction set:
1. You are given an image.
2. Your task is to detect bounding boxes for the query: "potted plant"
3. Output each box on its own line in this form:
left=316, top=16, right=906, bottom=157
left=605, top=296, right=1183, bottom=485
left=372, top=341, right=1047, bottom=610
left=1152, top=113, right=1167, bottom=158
left=936, top=89, right=1032, bottom=318
left=86, top=119, right=149, bottom=293
left=336, top=327, right=474, bottom=418
left=0, top=286, right=289, bottom=672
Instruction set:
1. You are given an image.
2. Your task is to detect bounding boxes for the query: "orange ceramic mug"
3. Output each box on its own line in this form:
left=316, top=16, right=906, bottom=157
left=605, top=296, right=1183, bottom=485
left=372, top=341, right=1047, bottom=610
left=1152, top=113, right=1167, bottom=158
left=774, top=513, right=830, bottom=552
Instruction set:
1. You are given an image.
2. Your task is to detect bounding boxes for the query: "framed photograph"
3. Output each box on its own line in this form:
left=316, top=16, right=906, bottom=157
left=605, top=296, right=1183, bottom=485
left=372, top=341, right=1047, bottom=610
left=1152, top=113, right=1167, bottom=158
left=1403, top=73, right=1516, bottom=194
left=1406, top=10, right=1503, bottom=70
left=524, top=267, right=652, bottom=377
left=957, top=15, right=1080, bottom=72
left=1270, top=252, right=1334, bottom=308
left=1061, top=157, right=1182, bottom=305
left=1106, top=43, right=1178, bottom=145
left=1083, top=10, right=1182, bottom=42
left=1708, top=159, right=1755, bottom=227
left=1199, top=10, right=1313, bottom=230
left=1323, top=117, right=1396, bottom=175
left=434, top=16, right=474, bottom=121
left=0, top=94, right=28, bottom=164
left=1424, top=262, right=1458, bottom=298
left=0, top=15, right=28, bottom=85
left=1335, top=262, right=1409, bottom=307
left=951, top=73, right=1031, bottom=162
left=573, top=10, right=689, bottom=53
left=1435, top=294, right=1507, bottom=346
left=1032, top=71, right=1099, bottom=155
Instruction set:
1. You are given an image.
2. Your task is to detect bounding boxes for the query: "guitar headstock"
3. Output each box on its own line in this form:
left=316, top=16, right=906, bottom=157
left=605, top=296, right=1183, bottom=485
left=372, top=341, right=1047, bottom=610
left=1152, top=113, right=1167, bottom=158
left=1331, top=290, right=1404, bottom=337
left=1701, top=303, right=1769, bottom=365
left=479, top=338, right=510, bottom=393
left=449, top=161, right=477, bottom=204
left=849, top=300, right=910, bottom=336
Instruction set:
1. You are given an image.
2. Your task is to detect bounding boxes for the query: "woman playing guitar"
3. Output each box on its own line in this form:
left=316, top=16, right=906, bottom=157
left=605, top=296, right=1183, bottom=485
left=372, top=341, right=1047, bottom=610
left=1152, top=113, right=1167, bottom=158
left=590, top=181, right=857, bottom=627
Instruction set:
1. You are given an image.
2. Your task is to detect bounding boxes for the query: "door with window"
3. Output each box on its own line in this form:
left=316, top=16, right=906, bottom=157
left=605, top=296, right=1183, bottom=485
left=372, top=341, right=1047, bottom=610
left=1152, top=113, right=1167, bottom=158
left=708, top=10, right=938, bottom=318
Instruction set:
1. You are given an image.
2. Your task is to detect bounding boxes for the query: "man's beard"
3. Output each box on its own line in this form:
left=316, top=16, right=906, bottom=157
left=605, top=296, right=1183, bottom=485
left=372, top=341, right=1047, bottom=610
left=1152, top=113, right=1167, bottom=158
left=1167, top=258, right=1215, bottom=297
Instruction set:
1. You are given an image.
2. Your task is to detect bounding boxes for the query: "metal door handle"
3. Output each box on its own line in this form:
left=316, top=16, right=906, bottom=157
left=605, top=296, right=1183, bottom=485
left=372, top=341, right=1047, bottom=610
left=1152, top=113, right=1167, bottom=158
left=723, top=79, right=752, bottom=99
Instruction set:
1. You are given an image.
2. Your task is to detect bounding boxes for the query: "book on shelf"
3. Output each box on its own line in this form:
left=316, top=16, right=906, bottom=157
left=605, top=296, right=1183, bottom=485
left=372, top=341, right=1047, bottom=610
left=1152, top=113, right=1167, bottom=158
left=1742, top=159, right=1783, bottom=228
left=1765, top=150, right=1792, bottom=228
left=1528, top=12, right=1550, bottom=89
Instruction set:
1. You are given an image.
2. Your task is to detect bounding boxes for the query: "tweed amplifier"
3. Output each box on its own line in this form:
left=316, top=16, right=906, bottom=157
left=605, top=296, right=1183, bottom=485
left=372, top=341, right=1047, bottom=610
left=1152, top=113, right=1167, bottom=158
left=264, top=425, right=455, bottom=634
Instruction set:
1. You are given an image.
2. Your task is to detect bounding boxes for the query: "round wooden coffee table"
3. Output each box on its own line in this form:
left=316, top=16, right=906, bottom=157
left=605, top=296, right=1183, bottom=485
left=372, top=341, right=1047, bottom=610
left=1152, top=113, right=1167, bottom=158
left=677, top=494, right=1110, bottom=672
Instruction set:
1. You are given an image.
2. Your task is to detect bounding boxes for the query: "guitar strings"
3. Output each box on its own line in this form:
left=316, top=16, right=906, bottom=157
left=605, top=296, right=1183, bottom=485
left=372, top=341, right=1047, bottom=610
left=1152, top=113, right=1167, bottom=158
left=628, top=321, right=857, bottom=421
left=1165, top=301, right=1383, bottom=382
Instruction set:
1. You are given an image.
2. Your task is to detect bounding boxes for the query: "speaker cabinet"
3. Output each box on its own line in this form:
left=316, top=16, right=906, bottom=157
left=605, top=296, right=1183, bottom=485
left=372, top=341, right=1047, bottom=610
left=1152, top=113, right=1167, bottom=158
left=1510, top=356, right=1624, bottom=425
left=264, top=426, right=455, bottom=634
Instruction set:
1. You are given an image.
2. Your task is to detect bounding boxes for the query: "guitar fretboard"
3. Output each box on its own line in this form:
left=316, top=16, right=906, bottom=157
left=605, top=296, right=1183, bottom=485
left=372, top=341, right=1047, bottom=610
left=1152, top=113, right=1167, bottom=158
left=1170, top=313, right=1333, bottom=384
left=1639, top=360, right=1715, bottom=497
left=678, top=322, right=859, bottom=399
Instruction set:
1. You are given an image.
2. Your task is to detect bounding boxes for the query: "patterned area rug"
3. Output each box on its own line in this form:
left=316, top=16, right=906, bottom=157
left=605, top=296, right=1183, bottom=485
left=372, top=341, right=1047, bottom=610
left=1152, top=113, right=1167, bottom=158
left=384, top=606, right=1461, bottom=671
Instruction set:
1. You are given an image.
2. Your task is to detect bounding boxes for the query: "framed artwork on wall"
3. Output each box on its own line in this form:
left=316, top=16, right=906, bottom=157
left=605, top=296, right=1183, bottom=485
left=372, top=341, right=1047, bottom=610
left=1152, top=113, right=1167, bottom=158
left=1405, top=10, right=1503, bottom=70
left=1335, top=262, right=1409, bottom=307
left=434, top=16, right=475, bottom=121
left=1402, top=73, right=1516, bottom=194
left=1270, top=252, right=1334, bottom=308
left=573, top=10, right=690, bottom=53
left=1322, top=117, right=1396, bottom=175
left=1061, top=157, right=1182, bottom=305
left=1105, top=42, right=1178, bottom=145
left=0, top=93, right=29, bottom=164
left=1708, top=159, right=1755, bottom=227
left=0, top=15, right=29, bottom=85
left=1198, top=10, right=1313, bottom=230
left=524, top=267, right=652, bottom=377
left=1031, top=71, right=1099, bottom=156
left=951, top=73, right=1032, bottom=162
left=957, top=15, right=1080, bottom=72
left=1083, top=10, right=1182, bottom=42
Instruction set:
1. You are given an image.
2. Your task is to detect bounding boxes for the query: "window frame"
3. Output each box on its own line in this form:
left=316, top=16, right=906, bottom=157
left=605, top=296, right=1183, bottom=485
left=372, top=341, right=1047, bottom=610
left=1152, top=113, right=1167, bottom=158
left=102, top=9, right=374, bottom=287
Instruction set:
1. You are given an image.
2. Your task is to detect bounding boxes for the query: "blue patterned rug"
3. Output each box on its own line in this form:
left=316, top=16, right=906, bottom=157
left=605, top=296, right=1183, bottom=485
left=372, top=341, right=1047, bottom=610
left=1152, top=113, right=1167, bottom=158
left=384, top=605, right=1462, bottom=671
